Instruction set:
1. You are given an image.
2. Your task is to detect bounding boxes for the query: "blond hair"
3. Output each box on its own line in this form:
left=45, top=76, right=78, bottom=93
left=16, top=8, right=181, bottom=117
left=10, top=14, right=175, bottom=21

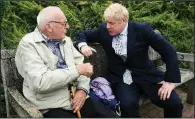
left=104, top=3, right=129, bottom=22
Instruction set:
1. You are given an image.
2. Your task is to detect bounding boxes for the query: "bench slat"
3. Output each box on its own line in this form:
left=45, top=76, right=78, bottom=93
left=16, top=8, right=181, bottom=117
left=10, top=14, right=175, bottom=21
left=148, top=48, right=194, bottom=62
left=177, top=52, right=194, bottom=62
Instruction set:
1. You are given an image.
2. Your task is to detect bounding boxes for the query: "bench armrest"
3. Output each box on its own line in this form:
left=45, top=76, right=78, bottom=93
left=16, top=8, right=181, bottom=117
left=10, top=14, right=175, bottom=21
left=7, top=86, right=43, bottom=117
left=177, top=52, right=194, bottom=62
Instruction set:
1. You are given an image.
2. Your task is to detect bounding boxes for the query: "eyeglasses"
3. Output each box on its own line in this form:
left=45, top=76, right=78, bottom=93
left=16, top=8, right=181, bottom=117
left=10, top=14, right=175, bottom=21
left=49, top=20, right=68, bottom=27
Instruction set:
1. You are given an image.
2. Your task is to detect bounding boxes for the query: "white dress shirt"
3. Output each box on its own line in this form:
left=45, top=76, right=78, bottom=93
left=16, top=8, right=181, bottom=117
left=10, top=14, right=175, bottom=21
left=112, top=23, right=128, bottom=60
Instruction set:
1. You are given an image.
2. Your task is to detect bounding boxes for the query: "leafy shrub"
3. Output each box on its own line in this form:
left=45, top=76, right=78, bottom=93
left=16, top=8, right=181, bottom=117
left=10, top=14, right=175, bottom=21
left=1, top=1, right=194, bottom=53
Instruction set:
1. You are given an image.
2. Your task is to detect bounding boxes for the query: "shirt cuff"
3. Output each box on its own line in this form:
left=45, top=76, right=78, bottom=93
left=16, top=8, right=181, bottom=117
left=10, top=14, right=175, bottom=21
left=76, top=87, right=88, bottom=95
left=78, top=42, right=87, bottom=51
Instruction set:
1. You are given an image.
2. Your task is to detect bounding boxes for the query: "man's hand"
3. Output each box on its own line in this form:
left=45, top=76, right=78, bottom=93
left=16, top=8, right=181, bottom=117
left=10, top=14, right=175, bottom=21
left=76, top=63, right=93, bottom=77
left=80, top=45, right=97, bottom=57
left=71, top=90, right=86, bottom=113
left=158, top=81, right=175, bottom=100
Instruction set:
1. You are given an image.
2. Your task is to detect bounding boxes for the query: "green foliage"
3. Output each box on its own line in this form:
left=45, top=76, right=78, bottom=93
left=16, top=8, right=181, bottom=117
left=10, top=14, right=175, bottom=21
left=77, top=1, right=111, bottom=30
left=123, top=1, right=194, bottom=53
left=1, top=1, right=194, bottom=53
left=1, top=1, right=42, bottom=49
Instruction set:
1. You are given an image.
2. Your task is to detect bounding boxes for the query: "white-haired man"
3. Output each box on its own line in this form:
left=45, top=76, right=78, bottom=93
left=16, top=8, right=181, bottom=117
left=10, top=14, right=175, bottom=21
left=76, top=3, right=183, bottom=118
left=15, top=6, right=119, bottom=118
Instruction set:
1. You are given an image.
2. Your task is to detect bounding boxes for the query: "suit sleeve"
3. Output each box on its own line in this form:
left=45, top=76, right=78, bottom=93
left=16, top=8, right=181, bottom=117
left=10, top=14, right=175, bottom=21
left=143, top=23, right=181, bottom=83
left=75, top=23, right=103, bottom=48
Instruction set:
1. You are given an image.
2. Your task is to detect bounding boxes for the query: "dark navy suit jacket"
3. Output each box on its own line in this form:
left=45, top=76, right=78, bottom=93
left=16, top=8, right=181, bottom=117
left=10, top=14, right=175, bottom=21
left=76, top=21, right=181, bottom=84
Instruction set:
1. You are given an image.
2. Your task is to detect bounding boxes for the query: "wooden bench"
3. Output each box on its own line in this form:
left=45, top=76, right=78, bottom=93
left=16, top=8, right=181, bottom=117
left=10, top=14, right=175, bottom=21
left=1, top=43, right=194, bottom=117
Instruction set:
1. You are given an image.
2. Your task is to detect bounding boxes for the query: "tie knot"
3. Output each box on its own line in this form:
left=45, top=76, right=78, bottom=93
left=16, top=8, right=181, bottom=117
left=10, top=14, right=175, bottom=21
left=116, top=34, right=122, bottom=41
left=117, top=33, right=122, bottom=36
left=120, top=33, right=127, bottom=36
left=116, top=33, right=125, bottom=38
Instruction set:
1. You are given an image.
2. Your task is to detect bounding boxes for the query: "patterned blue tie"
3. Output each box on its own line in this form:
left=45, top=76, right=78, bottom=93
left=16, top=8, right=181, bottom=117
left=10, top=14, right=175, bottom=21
left=47, top=40, right=67, bottom=69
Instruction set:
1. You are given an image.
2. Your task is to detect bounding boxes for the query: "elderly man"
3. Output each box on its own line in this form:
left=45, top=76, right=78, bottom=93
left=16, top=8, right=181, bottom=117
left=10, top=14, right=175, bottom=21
left=15, top=6, right=119, bottom=118
left=76, top=3, right=183, bottom=118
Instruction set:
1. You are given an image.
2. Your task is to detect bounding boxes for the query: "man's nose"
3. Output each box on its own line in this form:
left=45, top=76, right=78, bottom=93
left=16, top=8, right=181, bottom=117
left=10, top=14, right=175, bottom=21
left=65, top=23, right=69, bottom=29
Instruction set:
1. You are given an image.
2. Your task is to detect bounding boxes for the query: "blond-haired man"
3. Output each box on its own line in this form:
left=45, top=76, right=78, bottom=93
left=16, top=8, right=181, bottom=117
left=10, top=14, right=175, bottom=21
left=15, top=6, right=119, bottom=118
left=76, top=3, right=183, bottom=118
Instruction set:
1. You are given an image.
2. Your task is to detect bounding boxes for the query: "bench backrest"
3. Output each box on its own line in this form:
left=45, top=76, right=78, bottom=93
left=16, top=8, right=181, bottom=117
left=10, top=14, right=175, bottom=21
left=1, top=49, right=23, bottom=94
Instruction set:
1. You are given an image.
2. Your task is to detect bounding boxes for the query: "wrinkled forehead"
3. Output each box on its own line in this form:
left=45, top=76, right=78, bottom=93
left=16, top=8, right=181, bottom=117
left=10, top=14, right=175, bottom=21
left=53, top=12, right=66, bottom=21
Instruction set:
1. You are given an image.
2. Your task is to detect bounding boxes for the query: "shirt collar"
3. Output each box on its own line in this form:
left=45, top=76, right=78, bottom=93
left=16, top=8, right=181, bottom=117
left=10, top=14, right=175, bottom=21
left=40, top=31, right=50, bottom=42
left=40, top=31, right=61, bottom=45
left=120, top=23, right=128, bottom=36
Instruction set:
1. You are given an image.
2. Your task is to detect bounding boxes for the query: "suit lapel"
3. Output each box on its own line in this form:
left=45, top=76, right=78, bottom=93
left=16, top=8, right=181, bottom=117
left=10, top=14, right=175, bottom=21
left=127, top=21, right=137, bottom=59
left=104, top=29, right=114, bottom=50
left=108, top=36, right=113, bottom=50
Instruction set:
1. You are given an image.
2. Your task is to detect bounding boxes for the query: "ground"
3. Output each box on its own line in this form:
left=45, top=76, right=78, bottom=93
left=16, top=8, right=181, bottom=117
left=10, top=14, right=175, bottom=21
left=140, top=87, right=194, bottom=118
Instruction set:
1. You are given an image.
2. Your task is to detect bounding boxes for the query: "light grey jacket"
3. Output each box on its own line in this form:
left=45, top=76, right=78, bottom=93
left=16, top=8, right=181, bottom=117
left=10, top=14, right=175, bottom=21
left=15, top=28, right=90, bottom=110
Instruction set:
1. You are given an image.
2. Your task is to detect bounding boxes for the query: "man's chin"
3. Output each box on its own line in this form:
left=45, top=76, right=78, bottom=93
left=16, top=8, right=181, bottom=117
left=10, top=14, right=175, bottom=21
left=61, top=35, right=66, bottom=39
left=109, top=32, right=116, bottom=36
left=55, top=36, right=65, bottom=40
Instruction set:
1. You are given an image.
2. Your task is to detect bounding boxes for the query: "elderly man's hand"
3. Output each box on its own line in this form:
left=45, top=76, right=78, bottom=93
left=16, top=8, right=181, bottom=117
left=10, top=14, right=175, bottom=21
left=80, top=45, right=97, bottom=57
left=158, top=81, right=175, bottom=100
left=76, top=63, right=93, bottom=77
left=71, top=90, right=86, bottom=113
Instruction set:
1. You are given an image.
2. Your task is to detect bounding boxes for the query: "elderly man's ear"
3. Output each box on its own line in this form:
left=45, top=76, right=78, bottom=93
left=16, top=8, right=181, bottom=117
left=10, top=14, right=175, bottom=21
left=45, top=24, right=52, bottom=32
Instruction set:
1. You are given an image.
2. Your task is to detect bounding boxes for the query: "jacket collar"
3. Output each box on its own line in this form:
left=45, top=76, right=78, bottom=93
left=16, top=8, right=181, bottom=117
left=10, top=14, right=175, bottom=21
left=33, top=27, right=66, bottom=43
left=120, top=23, right=128, bottom=36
